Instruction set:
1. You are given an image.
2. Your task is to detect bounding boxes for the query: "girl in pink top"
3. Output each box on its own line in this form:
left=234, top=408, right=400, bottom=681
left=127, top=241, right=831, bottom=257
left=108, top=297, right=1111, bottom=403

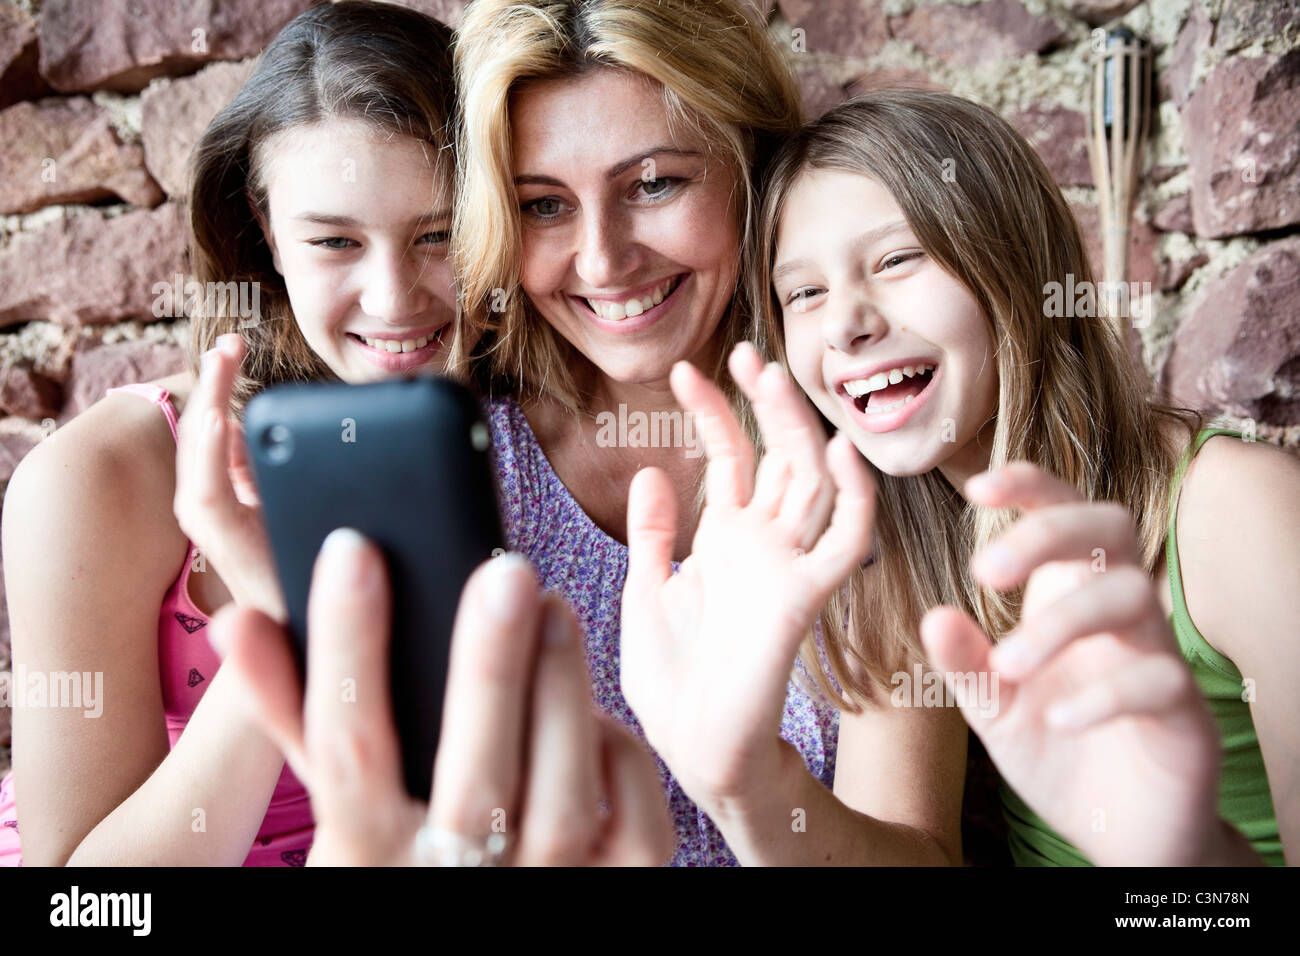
left=0, top=1, right=461, bottom=866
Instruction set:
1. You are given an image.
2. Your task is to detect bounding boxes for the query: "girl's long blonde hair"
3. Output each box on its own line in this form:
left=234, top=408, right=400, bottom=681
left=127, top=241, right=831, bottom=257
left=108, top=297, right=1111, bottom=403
left=754, top=91, right=1200, bottom=709
left=450, top=0, right=803, bottom=414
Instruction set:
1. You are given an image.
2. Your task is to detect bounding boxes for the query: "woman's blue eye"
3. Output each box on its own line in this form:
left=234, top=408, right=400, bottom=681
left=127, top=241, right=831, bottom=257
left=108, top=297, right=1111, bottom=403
left=419, top=231, right=450, bottom=245
left=525, top=197, right=563, bottom=218
left=638, top=177, right=679, bottom=199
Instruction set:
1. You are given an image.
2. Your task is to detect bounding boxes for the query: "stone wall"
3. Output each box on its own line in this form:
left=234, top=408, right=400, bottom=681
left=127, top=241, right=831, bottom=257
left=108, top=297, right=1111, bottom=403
left=0, top=0, right=1297, bottom=766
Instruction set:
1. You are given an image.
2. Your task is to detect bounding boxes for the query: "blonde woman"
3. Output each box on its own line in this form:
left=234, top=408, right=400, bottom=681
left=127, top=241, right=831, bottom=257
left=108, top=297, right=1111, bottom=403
left=0, top=1, right=668, bottom=868
left=746, top=91, right=1296, bottom=864
left=451, top=0, right=967, bottom=865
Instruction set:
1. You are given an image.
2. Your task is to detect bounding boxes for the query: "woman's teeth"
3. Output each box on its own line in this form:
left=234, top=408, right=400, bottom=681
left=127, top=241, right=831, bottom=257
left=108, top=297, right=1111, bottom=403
left=357, top=332, right=438, bottom=353
left=842, top=363, right=935, bottom=399
left=585, top=276, right=678, bottom=321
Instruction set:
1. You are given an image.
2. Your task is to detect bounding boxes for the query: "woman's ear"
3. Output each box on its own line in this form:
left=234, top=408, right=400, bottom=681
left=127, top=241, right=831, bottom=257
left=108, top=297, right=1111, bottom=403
left=247, top=190, right=283, bottom=275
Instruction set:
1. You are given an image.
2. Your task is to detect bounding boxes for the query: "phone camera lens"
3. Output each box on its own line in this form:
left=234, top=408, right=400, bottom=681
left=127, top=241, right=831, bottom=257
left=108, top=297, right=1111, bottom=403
left=262, top=423, right=294, bottom=465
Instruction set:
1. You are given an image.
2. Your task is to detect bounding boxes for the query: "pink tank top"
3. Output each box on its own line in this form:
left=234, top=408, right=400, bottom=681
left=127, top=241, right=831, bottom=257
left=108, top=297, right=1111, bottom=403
left=0, top=384, right=314, bottom=866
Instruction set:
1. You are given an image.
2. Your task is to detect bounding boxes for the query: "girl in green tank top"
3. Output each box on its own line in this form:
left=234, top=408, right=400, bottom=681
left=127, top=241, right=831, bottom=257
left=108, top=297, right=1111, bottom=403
left=755, top=91, right=1297, bottom=865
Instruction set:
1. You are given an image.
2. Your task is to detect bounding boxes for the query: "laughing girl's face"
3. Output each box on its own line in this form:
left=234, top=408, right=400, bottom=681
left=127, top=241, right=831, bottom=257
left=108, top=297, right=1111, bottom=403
left=509, top=67, right=741, bottom=390
left=258, top=118, right=458, bottom=383
left=773, top=169, right=998, bottom=480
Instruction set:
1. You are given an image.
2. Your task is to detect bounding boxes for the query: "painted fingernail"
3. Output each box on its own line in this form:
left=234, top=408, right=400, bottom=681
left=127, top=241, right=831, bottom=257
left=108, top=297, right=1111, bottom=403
left=216, top=333, right=241, bottom=354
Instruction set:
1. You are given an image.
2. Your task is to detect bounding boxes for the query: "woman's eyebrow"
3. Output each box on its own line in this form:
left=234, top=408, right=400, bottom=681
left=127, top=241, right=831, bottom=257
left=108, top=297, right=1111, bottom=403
left=514, top=147, right=702, bottom=187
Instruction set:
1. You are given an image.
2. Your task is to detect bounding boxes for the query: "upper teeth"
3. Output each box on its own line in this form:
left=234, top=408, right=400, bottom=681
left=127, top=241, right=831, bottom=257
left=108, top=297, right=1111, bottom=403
left=843, top=364, right=934, bottom=398
left=359, top=332, right=437, bottom=353
left=586, top=277, right=677, bottom=321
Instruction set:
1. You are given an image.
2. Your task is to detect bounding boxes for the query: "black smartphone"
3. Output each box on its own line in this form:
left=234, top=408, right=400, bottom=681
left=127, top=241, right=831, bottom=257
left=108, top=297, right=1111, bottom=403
left=244, top=377, right=504, bottom=801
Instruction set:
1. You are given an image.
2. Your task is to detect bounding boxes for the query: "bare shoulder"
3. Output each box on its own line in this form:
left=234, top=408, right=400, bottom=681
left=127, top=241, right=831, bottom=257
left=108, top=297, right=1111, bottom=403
left=4, top=387, right=185, bottom=579
left=1175, top=431, right=1300, bottom=661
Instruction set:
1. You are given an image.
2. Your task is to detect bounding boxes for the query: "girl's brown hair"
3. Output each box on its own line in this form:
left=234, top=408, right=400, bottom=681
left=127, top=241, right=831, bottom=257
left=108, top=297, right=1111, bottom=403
left=187, top=0, right=457, bottom=416
left=754, top=91, right=1200, bottom=708
left=451, top=0, right=803, bottom=414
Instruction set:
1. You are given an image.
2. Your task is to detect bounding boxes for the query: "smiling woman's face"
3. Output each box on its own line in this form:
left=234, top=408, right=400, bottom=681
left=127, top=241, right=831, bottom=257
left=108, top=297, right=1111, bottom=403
left=509, top=68, right=741, bottom=390
left=258, top=117, right=458, bottom=383
left=774, top=168, right=999, bottom=479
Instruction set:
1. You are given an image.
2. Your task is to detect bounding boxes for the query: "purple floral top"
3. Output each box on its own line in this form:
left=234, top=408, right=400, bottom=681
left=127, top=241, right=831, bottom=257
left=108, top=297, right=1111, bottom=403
left=485, top=395, right=839, bottom=866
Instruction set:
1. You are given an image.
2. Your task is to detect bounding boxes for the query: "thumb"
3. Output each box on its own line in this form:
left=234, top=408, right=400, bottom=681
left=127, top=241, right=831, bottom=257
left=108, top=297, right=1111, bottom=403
left=919, top=606, right=1010, bottom=730
left=625, top=466, right=676, bottom=596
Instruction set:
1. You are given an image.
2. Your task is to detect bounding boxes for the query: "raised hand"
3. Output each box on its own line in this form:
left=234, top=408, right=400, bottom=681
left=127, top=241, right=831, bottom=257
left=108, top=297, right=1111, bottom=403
left=174, top=333, right=287, bottom=621
left=919, top=462, right=1228, bottom=866
left=210, top=532, right=674, bottom=866
left=620, top=342, right=875, bottom=809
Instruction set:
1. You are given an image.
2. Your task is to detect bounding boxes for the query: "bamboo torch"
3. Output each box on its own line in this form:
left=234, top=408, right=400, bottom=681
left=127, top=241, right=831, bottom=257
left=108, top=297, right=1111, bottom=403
left=1085, top=26, right=1152, bottom=335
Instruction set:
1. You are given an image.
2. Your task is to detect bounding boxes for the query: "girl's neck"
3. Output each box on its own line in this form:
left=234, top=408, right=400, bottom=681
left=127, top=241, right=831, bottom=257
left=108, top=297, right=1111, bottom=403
left=937, top=419, right=997, bottom=498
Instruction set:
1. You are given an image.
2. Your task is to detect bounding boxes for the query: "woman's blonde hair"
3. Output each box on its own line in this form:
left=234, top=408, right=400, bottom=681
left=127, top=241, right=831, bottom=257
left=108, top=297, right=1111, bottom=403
left=754, top=91, right=1200, bottom=709
left=188, top=0, right=457, bottom=416
left=451, top=0, right=803, bottom=413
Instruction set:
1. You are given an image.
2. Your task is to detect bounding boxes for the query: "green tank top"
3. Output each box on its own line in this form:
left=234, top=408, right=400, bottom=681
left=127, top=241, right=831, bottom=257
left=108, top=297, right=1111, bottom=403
left=1000, top=428, right=1285, bottom=866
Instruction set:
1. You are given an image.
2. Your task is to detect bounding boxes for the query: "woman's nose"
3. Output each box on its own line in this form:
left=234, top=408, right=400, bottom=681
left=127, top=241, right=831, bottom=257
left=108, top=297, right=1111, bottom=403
left=574, top=205, right=636, bottom=290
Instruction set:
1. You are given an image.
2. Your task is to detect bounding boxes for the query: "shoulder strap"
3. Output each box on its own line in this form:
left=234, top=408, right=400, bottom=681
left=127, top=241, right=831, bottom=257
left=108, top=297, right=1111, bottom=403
left=105, top=384, right=180, bottom=445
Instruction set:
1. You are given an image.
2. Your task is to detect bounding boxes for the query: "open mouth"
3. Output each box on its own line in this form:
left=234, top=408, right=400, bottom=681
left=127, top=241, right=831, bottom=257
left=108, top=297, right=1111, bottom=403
left=843, top=362, right=937, bottom=416
left=580, top=274, right=684, bottom=322
left=346, top=327, right=446, bottom=354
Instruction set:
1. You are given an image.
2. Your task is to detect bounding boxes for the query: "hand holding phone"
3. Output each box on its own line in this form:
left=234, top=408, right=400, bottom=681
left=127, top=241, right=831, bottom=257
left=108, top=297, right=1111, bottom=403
left=244, top=377, right=504, bottom=800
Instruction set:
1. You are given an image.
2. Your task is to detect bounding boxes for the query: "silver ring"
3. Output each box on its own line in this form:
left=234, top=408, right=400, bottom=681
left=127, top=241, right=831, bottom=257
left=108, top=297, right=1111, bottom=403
left=415, top=825, right=508, bottom=867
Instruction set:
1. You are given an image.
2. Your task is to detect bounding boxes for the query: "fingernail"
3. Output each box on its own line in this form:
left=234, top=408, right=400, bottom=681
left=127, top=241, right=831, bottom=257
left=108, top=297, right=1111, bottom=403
left=481, top=551, right=532, bottom=621
left=319, top=527, right=378, bottom=591
left=1046, top=701, right=1078, bottom=729
left=200, top=348, right=219, bottom=377
left=990, top=639, right=1028, bottom=675
left=542, top=601, right=573, bottom=647
left=216, top=333, right=241, bottom=354
left=974, top=544, right=1016, bottom=578
left=966, top=471, right=999, bottom=496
